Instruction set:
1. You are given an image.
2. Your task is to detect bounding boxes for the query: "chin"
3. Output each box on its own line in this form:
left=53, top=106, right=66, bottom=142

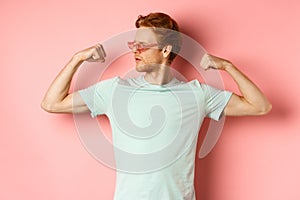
left=135, top=68, right=144, bottom=72
left=135, top=63, right=147, bottom=72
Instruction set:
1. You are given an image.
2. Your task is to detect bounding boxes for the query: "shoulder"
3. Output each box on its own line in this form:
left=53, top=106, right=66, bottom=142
left=185, top=79, right=207, bottom=91
left=93, top=76, right=121, bottom=87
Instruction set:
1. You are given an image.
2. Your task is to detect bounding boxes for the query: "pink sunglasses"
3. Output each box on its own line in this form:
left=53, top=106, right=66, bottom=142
left=127, top=41, right=159, bottom=52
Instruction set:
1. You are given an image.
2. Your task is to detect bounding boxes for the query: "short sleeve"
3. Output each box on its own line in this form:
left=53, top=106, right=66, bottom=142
left=78, top=77, right=119, bottom=118
left=201, top=84, right=232, bottom=121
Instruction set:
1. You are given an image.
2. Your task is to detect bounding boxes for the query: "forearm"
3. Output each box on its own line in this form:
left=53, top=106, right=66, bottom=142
left=224, top=63, right=272, bottom=113
left=41, top=54, right=83, bottom=110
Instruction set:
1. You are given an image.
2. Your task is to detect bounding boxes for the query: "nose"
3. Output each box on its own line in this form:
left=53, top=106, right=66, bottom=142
left=132, top=46, right=139, bottom=53
left=134, top=52, right=140, bottom=58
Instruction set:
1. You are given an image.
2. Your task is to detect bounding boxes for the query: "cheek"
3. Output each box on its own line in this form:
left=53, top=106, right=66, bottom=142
left=142, top=51, right=162, bottom=63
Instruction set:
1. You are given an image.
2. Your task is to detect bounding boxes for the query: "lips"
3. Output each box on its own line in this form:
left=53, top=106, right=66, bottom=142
left=135, top=56, right=142, bottom=62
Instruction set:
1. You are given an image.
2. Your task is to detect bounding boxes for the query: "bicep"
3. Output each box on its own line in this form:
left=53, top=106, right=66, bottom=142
left=56, top=92, right=89, bottom=114
left=224, top=93, right=261, bottom=116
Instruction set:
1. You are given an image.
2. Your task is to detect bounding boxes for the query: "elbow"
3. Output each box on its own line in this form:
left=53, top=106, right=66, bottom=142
left=257, top=103, right=272, bottom=115
left=266, top=103, right=273, bottom=114
left=41, top=100, right=71, bottom=114
left=41, top=101, right=56, bottom=113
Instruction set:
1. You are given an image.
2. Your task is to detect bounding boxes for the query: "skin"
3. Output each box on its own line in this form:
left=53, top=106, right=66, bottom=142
left=133, top=27, right=174, bottom=85
left=41, top=27, right=272, bottom=116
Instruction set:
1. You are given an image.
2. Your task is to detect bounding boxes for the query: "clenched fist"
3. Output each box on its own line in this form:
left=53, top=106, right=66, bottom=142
left=200, top=54, right=232, bottom=71
left=75, top=44, right=106, bottom=63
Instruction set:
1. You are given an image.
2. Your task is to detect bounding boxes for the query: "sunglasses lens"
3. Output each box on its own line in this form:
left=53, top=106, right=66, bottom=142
left=128, top=42, right=157, bottom=52
left=128, top=42, right=135, bottom=50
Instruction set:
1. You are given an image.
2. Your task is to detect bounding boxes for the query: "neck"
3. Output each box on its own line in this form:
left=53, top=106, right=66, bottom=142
left=144, top=64, right=173, bottom=85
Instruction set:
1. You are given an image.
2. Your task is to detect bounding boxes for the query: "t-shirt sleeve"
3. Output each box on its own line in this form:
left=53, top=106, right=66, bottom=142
left=201, top=83, right=232, bottom=121
left=78, top=77, right=119, bottom=118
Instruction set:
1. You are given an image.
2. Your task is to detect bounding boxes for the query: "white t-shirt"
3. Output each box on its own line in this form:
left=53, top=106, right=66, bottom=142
left=78, top=75, right=232, bottom=200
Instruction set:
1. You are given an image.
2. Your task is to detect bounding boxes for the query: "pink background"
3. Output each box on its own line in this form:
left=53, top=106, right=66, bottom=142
left=1, top=0, right=300, bottom=199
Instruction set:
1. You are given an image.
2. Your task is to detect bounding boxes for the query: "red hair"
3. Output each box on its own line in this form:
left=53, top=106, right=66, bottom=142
left=135, top=12, right=182, bottom=63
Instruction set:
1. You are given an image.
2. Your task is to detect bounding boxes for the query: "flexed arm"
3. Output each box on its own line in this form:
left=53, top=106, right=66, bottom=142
left=201, top=54, right=272, bottom=116
left=41, top=44, right=106, bottom=114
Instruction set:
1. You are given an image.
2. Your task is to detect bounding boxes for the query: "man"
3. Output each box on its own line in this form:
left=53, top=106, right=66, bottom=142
left=41, top=12, right=271, bottom=200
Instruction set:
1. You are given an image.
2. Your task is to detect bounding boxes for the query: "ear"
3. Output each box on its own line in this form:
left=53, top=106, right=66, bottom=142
left=162, top=45, right=172, bottom=58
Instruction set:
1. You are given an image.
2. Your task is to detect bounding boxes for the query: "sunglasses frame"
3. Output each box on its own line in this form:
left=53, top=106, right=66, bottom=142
left=127, top=41, right=159, bottom=52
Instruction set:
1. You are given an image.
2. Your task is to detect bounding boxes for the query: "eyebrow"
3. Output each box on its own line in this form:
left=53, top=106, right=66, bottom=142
left=134, top=40, right=148, bottom=44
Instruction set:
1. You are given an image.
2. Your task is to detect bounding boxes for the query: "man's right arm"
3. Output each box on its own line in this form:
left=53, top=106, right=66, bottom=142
left=41, top=44, right=105, bottom=114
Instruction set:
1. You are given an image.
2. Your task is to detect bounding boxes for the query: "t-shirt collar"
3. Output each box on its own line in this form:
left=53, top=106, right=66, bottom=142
left=141, top=75, right=178, bottom=87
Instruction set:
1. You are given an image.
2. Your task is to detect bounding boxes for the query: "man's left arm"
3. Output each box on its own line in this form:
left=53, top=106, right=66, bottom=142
left=201, top=54, right=272, bottom=116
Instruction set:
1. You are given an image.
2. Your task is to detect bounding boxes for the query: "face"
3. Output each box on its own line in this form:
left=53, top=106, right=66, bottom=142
left=130, top=27, right=166, bottom=72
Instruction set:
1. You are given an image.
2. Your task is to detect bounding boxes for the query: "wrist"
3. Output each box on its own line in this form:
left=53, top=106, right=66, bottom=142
left=224, top=62, right=236, bottom=71
left=73, top=52, right=86, bottom=63
left=67, top=53, right=85, bottom=72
